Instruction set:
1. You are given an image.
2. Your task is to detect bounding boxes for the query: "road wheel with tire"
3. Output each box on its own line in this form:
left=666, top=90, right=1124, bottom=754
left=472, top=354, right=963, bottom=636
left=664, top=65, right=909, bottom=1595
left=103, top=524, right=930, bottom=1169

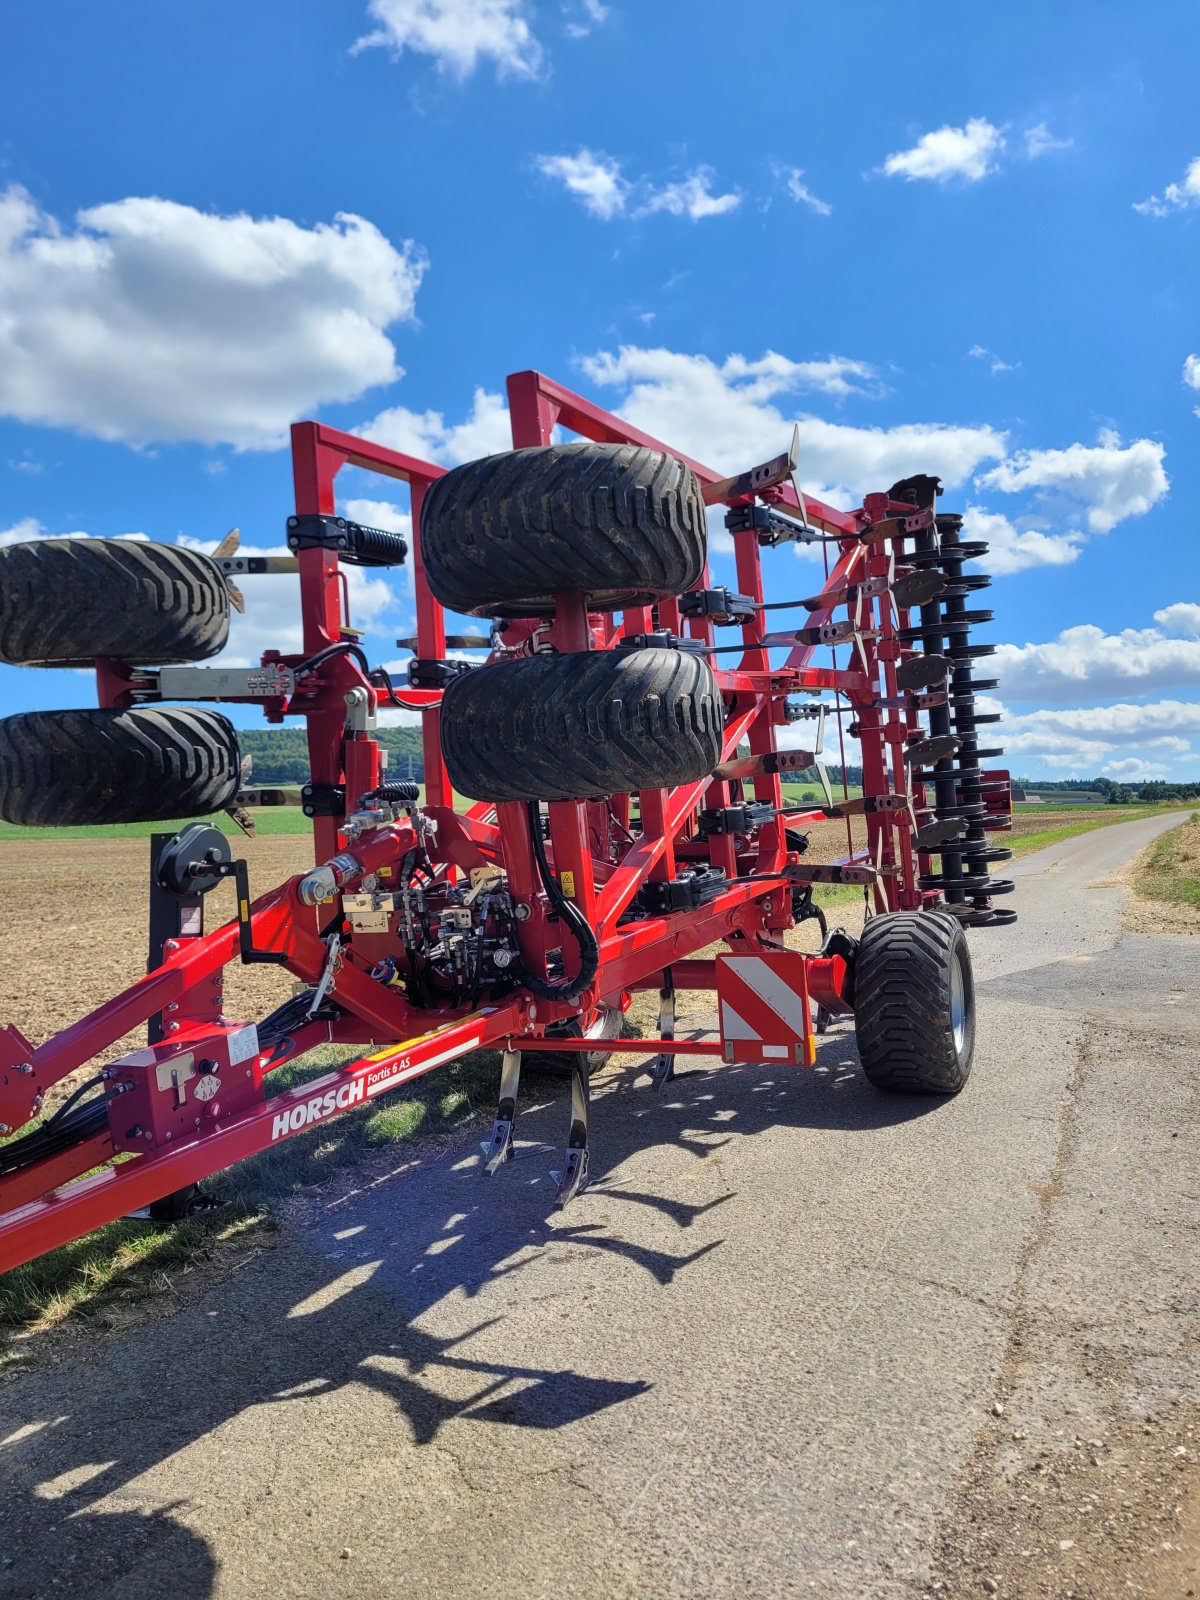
left=0, top=707, right=241, bottom=826
left=853, top=911, right=975, bottom=1093
left=439, top=648, right=724, bottom=802
left=524, top=1003, right=623, bottom=1079
left=0, top=538, right=229, bottom=666
left=419, top=443, right=707, bottom=617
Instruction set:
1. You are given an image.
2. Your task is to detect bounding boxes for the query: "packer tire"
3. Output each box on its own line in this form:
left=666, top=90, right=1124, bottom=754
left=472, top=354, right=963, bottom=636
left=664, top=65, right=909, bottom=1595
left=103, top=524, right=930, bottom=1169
left=439, top=648, right=724, bottom=803
left=0, top=707, right=241, bottom=826
left=852, top=911, right=975, bottom=1094
left=419, top=443, right=707, bottom=617
left=525, top=1004, right=623, bottom=1080
left=0, top=538, right=229, bottom=666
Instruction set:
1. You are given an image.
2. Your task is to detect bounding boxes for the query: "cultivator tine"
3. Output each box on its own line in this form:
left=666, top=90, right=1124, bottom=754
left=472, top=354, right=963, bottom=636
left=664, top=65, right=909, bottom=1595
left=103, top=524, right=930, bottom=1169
left=481, top=1047, right=522, bottom=1175
left=552, top=1063, right=590, bottom=1207
left=649, top=974, right=676, bottom=1089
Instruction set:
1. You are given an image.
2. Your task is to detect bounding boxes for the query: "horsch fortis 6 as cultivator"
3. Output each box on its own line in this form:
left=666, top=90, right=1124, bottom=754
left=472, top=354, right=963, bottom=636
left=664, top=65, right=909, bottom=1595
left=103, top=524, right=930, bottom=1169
left=0, top=368, right=1014, bottom=1272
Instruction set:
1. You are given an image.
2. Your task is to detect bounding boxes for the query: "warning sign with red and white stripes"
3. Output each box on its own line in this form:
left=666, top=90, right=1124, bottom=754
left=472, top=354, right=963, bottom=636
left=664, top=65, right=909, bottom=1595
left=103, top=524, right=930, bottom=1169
left=716, top=952, right=816, bottom=1068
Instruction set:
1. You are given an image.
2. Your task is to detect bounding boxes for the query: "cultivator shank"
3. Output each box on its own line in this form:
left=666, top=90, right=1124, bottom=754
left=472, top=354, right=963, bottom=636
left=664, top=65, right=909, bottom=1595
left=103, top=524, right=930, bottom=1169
left=0, top=368, right=1013, bottom=1271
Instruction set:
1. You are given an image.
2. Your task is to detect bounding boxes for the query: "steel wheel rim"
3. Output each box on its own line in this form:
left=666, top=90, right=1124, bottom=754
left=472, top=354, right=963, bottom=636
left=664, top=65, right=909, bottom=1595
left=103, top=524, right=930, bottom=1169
left=950, top=955, right=966, bottom=1054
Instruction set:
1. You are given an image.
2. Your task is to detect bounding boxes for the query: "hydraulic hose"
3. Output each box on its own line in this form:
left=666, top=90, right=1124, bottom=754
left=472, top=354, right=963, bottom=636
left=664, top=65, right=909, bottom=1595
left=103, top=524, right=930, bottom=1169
left=522, top=802, right=600, bottom=1005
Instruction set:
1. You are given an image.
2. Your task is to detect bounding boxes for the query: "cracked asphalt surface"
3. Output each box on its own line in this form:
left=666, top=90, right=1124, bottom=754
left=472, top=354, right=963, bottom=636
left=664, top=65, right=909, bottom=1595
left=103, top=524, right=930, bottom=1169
left=0, top=812, right=1195, bottom=1599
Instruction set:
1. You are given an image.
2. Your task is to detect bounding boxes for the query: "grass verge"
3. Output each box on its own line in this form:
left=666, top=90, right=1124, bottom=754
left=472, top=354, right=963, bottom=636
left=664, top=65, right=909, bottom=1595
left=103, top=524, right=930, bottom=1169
left=0, top=1042, right=508, bottom=1346
left=1131, top=811, right=1200, bottom=911
left=1008, top=805, right=1181, bottom=857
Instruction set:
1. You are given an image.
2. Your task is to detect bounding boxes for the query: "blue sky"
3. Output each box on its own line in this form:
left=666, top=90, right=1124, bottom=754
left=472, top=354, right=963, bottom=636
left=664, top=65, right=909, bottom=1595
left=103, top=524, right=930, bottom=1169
left=1, top=0, right=1198, bottom=781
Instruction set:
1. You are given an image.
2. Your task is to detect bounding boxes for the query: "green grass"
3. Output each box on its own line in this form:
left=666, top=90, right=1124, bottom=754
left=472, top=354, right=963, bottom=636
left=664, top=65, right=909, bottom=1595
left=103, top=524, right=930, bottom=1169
left=0, top=809, right=316, bottom=842
left=1133, top=811, right=1200, bottom=910
left=1008, top=804, right=1184, bottom=857
left=0, top=1042, right=508, bottom=1341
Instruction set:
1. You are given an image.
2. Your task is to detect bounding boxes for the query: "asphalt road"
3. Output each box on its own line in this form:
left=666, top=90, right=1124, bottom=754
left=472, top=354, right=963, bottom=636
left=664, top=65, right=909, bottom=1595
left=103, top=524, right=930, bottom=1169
left=0, top=812, right=1196, bottom=1599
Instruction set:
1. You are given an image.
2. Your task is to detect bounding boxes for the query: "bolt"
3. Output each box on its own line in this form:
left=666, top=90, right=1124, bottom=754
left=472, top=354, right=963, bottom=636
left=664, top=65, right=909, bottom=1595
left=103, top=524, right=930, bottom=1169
left=0, top=1124, right=9, bottom=1136
left=15, top=1062, right=33, bottom=1076
left=166, top=1003, right=178, bottom=1013
left=167, top=1022, right=180, bottom=1034
left=164, top=940, right=178, bottom=953
left=528, top=1005, right=538, bottom=1021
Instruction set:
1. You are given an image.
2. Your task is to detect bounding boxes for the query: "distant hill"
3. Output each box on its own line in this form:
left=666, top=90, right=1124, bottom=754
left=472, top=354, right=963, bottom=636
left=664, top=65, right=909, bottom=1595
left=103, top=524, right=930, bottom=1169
left=239, top=725, right=424, bottom=784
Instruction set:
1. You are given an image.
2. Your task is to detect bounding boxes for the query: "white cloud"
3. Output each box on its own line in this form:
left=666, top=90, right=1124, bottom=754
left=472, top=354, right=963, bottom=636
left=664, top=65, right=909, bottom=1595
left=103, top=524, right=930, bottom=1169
left=579, top=344, right=1005, bottom=498
left=536, top=149, right=628, bottom=219
left=638, top=168, right=741, bottom=220
left=0, top=518, right=136, bottom=548
left=1154, top=602, right=1200, bottom=639
left=1185, top=354, right=1200, bottom=389
left=985, top=696, right=1200, bottom=778
left=537, top=152, right=739, bottom=221
left=967, top=343, right=1017, bottom=374
left=564, top=0, right=610, bottom=37
left=181, top=533, right=400, bottom=667
left=961, top=506, right=1083, bottom=576
left=0, top=186, right=425, bottom=450
left=977, top=429, right=1168, bottom=533
left=1134, top=155, right=1200, bottom=217
left=882, top=118, right=1005, bottom=184
left=782, top=168, right=833, bottom=217
left=0, top=517, right=46, bottom=548
left=357, top=386, right=511, bottom=464
left=1024, top=123, right=1073, bottom=158
left=992, top=615, right=1200, bottom=702
left=352, top=0, right=542, bottom=79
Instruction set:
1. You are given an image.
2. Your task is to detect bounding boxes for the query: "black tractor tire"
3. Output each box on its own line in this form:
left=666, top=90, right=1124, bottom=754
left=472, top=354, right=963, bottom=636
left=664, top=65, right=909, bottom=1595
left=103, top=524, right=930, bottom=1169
left=852, top=911, right=975, bottom=1094
left=525, top=1003, right=623, bottom=1079
left=439, top=648, right=724, bottom=802
left=419, top=443, right=707, bottom=617
left=0, top=538, right=229, bottom=666
left=0, top=707, right=241, bottom=826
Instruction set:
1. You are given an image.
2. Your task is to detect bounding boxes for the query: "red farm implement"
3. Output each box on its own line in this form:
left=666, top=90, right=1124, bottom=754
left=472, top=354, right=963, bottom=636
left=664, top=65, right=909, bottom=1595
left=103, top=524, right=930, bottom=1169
left=0, top=368, right=1014, bottom=1272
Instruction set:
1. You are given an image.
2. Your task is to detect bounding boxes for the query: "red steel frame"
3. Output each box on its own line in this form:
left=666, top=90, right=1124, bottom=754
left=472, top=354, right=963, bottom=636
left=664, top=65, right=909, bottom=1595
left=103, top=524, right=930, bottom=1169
left=0, top=369, right=972, bottom=1272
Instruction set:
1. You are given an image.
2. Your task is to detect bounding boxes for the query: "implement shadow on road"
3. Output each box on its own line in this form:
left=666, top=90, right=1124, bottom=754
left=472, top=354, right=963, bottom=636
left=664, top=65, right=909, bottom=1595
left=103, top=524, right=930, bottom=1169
left=0, top=1023, right=943, bottom=1596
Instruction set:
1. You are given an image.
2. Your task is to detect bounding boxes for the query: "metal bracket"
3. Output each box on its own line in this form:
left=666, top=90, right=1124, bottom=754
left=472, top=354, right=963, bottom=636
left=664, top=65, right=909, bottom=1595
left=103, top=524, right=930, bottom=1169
left=301, top=782, right=346, bottom=818
left=649, top=974, right=676, bottom=1089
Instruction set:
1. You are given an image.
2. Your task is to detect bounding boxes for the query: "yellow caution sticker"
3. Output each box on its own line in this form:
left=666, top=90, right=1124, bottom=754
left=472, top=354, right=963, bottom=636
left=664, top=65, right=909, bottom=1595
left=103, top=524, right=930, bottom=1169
left=560, top=870, right=576, bottom=898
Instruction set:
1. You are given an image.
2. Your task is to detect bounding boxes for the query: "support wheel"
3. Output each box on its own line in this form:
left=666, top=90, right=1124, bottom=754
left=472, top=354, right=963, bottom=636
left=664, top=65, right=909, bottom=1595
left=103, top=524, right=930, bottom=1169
left=440, top=648, right=723, bottom=802
left=0, top=707, right=241, bottom=826
left=852, top=911, right=975, bottom=1094
left=419, top=443, right=707, bottom=617
left=526, top=1003, right=623, bottom=1079
left=0, top=538, right=229, bottom=666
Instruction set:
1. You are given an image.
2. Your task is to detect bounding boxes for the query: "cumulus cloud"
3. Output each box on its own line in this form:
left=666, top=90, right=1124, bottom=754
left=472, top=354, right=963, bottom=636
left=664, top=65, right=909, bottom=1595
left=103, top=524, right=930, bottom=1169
left=352, top=0, right=542, bottom=79
left=357, top=386, right=511, bottom=463
left=535, top=150, right=628, bottom=219
left=1185, top=354, right=1200, bottom=390
left=181, top=532, right=401, bottom=667
left=637, top=168, right=741, bottom=220
left=781, top=168, right=832, bottom=216
left=579, top=344, right=1005, bottom=498
left=992, top=613, right=1200, bottom=702
left=882, top=118, right=1005, bottom=183
left=0, top=186, right=425, bottom=450
left=984, top=696, right=1199, bottom=778
left=0, top=517, right=49, bottom=548
left=537, top=151, right=740, bottom=221
left=961, top=507, right=1083, bottom=576
left=564, top=0, right=610, bottom=38
left=968, top=343, right=1017, bottom=374
left=1024, top=123, right=1073, bottom=158
left=1134, top=155, right=1200, bottom=217
left=976, top=429, right=1168, bottom=533
left=1154, top=602, right=1200, bottom=639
